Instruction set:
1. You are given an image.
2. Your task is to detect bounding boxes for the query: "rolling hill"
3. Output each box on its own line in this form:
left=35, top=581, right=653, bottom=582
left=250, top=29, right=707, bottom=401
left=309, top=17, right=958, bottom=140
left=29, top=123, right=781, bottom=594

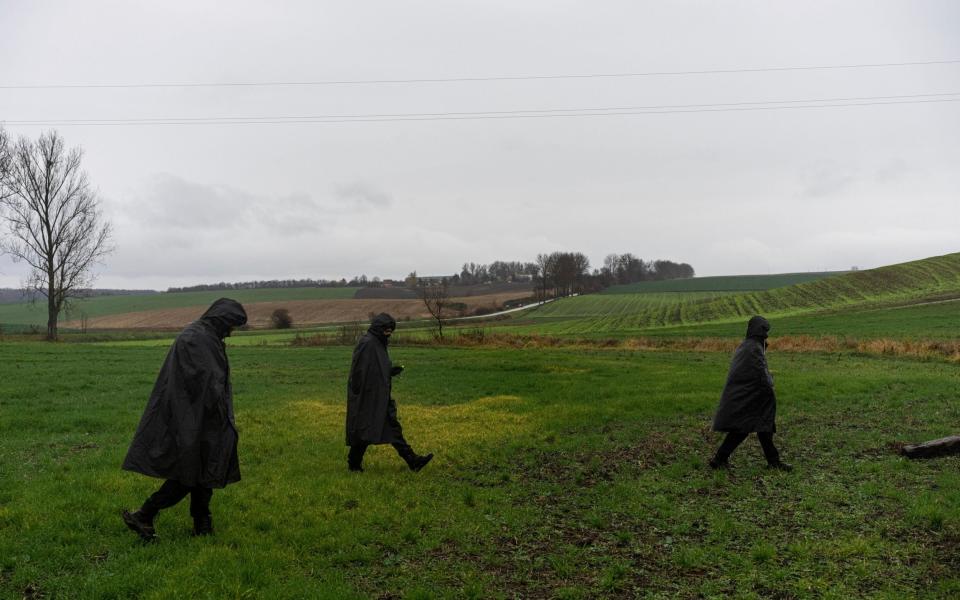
left=601, top=271, right=842, bottom=294
left=510, top=252, right=960, bottom=335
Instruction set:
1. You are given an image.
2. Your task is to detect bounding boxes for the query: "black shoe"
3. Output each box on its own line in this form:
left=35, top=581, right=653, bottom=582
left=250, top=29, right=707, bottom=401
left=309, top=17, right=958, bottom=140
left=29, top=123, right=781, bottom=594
left=122, top=509, right=156, bottom=541
left=708, top=458, right=731, bottom=470
left=767, top=461, right=793, bottom=472
left=348, top=463, right=363, bottom=472
left=193, top=514, right=214, bottom=536
left=408, top=453, right=434, bottom=472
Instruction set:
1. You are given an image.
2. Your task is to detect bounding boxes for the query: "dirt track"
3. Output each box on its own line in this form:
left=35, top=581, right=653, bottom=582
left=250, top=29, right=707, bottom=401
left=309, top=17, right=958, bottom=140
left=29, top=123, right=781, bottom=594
left=66, top=293, right=528, bottom=330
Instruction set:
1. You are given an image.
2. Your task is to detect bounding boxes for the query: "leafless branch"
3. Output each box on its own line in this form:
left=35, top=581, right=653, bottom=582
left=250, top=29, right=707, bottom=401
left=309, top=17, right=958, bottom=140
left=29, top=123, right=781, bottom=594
left=417, top=279, right=450, bottom=340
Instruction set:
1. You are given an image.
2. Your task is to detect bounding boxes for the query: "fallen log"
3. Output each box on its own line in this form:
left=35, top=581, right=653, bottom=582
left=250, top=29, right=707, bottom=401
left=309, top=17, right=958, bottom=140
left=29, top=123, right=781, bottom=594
left=901, top=435, right=960, bottom=459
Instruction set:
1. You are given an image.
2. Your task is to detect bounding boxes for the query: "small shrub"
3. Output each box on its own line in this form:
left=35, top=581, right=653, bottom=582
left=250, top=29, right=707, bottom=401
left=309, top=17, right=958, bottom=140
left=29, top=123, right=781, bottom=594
left=336, top=321, right=365, bottom=345
left=458, top=328, right=486, bottom=344
left=270, top=308, right=293, bottom=329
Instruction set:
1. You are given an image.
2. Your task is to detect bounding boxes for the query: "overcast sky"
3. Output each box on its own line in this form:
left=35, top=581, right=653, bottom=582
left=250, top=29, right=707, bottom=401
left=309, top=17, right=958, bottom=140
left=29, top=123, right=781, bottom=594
left=1, top=1, right=959, bottom=290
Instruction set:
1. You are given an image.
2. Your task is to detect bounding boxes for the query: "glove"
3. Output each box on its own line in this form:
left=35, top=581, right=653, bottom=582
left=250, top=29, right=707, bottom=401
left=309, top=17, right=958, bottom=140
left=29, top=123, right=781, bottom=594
left=390, top=365, right=404, bottom=377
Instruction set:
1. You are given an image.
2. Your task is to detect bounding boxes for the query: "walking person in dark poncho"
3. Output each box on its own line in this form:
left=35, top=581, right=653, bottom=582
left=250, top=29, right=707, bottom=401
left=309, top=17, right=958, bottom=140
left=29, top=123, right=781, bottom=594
left=121, top=298, right=248, bottom=540
left=346, top=313, right=433, bottom=472
left=709, top=316, right=792, bottom=471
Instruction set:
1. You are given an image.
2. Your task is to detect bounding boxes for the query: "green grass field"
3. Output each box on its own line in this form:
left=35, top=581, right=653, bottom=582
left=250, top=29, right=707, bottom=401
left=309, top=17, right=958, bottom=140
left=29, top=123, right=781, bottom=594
left=3, top=340, right=960, bottom=598
left=4, top=253, right=960, bottom=597
left=0, top=288, right=358, bottom=327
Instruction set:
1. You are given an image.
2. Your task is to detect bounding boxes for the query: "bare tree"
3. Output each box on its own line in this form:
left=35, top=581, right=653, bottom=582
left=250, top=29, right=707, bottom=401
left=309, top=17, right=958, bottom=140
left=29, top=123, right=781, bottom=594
left=417, top=279, right=450, bottom=340
left=0, top=131, right=113, bottom=340
left=535, top=253, right=554, bottom=303
left=0, top=128, right=12, bottom=203
left=0, top=129, right=8, bottom=171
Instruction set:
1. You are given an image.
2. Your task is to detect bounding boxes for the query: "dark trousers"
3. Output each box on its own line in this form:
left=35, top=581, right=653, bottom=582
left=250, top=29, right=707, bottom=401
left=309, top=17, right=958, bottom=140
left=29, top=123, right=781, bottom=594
left=349, top=412, right=414, bottom=467
left=140, top=480, right=213, bottom=519
left=715, top=431, right=780, bottom=464
left=348, top=441, right=415, bottom=466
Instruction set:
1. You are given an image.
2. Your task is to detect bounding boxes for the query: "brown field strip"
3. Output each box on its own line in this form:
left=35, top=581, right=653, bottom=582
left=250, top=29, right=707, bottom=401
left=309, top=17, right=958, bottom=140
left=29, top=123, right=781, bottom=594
left=64, top=293, right=528, bottom=330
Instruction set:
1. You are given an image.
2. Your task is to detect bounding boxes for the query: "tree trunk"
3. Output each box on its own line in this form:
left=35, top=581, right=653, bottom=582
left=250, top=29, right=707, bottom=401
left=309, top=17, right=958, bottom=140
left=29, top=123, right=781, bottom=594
left=46, top=279, right=58, bottom=341
left=901, top=435, right=960, bottom=459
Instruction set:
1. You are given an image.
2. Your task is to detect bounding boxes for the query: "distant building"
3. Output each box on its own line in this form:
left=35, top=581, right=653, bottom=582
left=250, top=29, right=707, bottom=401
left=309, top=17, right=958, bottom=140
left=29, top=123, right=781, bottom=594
left=417, top=275, right=454, bottom=285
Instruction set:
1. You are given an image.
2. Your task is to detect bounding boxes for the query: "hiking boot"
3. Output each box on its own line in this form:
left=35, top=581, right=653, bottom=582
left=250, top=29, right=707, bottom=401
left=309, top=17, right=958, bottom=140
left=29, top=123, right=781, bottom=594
left=407, top=453, right=434, bottom=472
left=193, top=514, right=214, bottom=536
left=767, top=461, right=794, bottom=472
left=708, top=458, right=731, bottom=470
left=122, top=509, right=156, bottom=541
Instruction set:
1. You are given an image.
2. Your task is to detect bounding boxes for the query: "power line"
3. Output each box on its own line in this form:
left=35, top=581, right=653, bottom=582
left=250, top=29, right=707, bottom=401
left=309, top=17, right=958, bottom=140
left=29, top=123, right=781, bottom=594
left=6, top=91, right=957, bottom=124
left=3, top=92, right=958, bottom=127
left=2, top=59, right=959, bottom=90
left=3, top=99, right=957, bottom=127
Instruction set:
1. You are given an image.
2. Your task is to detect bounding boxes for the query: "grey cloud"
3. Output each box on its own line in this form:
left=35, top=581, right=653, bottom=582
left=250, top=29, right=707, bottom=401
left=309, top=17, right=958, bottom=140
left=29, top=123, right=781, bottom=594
left=875, top=158, right=910, bottom=183
left=251, top=193, right=330, bottom=235
left=333, top=182, right=393, bottom=210
left=127, top=173, right=254, bottom=230
left=125, top=175, right=335, bottom=235
left=800, top=161, right=858, bottom=198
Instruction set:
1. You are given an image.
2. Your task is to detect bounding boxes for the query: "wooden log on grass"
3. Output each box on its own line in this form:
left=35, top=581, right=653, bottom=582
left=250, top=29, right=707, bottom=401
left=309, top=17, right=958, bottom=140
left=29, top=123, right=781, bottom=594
left=901, top=435, right=960, bottom=459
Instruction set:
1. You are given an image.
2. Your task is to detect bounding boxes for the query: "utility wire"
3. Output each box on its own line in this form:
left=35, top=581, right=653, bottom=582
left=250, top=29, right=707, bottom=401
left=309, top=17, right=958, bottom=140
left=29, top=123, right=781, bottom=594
left=2, top=59, right=959, bottom=90
left=4, top=92, right=958, bottom=126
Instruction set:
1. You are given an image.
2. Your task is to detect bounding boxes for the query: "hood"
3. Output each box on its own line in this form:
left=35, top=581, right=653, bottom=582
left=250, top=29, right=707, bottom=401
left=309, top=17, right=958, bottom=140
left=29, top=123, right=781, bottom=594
left=200, top=298, right=248, bottom=338
left=368, top=312, right=397, bottom=344
left=745, top=315, right=770, bottom=340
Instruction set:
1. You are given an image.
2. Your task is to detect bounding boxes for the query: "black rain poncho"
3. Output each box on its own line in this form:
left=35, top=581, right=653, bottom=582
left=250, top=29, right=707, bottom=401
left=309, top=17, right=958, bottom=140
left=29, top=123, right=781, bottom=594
left=122, top=298, right=248, bottom=488
left=346, top=313, right=402, bottom=446
left=712, top=316, right=777, bottom=433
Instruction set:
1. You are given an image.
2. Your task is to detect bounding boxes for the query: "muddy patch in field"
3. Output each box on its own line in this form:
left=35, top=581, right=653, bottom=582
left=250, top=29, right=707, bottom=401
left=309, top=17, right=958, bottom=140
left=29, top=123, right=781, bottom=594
left=513, top=427, right=704, bottom=489
left=22, top=582, right=44, bottom=599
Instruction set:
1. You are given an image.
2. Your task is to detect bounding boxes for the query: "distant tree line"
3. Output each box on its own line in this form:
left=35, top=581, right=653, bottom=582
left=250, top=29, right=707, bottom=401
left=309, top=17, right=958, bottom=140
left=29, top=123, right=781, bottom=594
left=455, top=261, right=539, bottom=285
left=600, top=253, right=695, bottom=286
left=530, top=252, right=695, bottom=301
left=167, top=254, right=694, bottom=298
left=535, top=252, right=593, bottom=299
left=167, top=277, right=380, bottom=293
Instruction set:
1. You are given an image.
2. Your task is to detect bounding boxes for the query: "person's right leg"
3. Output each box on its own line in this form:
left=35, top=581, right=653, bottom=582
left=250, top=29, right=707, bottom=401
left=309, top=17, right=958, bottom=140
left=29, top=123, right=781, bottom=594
left=710, top=432, right=749, bottom=468
left=141, top=480, right=191, bottom=518
left=190, top=487, right=215, bottom=535
left=387, top=410, right=433, bottom=472
left=758, top=432, right=792, bottom=471
left=123, top=479, right=191, bottom=539
left=348, top=443, right=369, bottom=471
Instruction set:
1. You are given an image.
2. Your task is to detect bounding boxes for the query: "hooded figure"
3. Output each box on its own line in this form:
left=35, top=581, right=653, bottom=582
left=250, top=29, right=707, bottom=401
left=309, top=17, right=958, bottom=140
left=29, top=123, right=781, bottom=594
left=709, top=316, right=791, bottom=470
left=345, top=313, right=433, bottom=472
left=121, top=298, right=248, bottom=540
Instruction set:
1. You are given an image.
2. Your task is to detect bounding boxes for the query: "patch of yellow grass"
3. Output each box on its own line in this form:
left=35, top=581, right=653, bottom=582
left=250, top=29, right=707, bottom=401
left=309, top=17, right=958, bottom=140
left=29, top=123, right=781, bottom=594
left=289, top=395, right=534, bottom=452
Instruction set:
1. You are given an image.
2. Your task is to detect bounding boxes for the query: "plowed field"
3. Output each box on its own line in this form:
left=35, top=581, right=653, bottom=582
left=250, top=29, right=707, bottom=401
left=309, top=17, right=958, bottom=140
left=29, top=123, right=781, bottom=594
left=64, top=293, right=525, bottom=329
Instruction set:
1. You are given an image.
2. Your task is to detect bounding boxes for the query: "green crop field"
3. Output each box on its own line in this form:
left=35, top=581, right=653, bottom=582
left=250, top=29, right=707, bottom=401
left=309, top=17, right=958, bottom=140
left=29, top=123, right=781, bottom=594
left=500, top=253, right=960, bottom=337
left=625, top=298, right=960, bottom=341
left=0, top=287, right=358, bottom=327
left=3, top=340, right=960, bottom=598
left=602, top=272, right=842, bottom=294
